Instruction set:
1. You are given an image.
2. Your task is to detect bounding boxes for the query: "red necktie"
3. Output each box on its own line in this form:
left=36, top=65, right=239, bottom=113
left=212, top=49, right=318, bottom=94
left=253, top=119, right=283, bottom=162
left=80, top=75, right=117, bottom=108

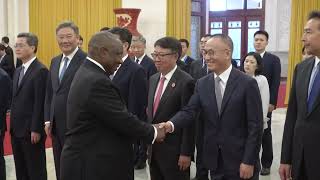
left=153, top=76, right=166, bottom=116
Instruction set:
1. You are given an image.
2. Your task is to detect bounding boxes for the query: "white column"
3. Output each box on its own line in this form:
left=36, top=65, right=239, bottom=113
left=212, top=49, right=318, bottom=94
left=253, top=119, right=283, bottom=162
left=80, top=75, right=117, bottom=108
left=122, top=0, right=167, bottom=55
left=0, top=0, right=8, bottom=37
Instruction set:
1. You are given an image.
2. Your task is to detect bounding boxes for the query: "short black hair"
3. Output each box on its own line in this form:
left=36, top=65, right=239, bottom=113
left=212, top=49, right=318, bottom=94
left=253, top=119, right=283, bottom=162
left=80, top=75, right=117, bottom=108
left=154, top=37, right=182, bottom=59
left=17, top=32, right=39, bottom=53
left=56, top=21, right=79, bottom=35
left=100, top=27, right=110, bottom=31
left=242, top=52, right=264, bottom=76
left=0, top=44, right=5, bottom=50
left=254, top=30, right=269, bottom=41
left=308, top=10, right=320, bottom=30
left=179, top=39, right=189, bottom=48
left=109, top=27, right=132, bottom=50
left=2, top=36, right=9, bottom=44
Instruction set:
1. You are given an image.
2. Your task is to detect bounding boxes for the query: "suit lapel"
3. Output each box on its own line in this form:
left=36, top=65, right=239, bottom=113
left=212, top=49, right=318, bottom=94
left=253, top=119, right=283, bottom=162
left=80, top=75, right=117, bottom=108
left=16, top=59, right=37, bottom=95
left=113, top=57, right=130, bottom=82
left=59, top=49, right=83, bottom=88
left=306, top=58, right=320, bottom=116
left=13, top=67, right=21, bottom=96
left=52, top=55, right=62, bottom=91
left=149, top=73, right=160, bottom=119
left=205, top=73, right=219, bottom=119
left=220, top=68, right=240, bottom=115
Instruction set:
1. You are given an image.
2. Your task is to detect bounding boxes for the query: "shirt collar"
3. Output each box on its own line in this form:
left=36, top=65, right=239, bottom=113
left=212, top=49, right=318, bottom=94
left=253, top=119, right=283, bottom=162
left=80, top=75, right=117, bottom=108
left=315, top=56, right=320, bottom=68
left=86, top=57, right=106, bottom=72
left=214, top=64, right=232, bottom=84
left=62, top=47, right=79, bottom=61
left=138, top=53, right=146, bottom=61
left=122, top=54, right=129, bottom=62
left=161, top=65, right=177, bottom=81
left=181, top=55, right=187, bottom=62
left=22, top=56, right=37, bottom=73
left=260, top=51, right=266, bottom=58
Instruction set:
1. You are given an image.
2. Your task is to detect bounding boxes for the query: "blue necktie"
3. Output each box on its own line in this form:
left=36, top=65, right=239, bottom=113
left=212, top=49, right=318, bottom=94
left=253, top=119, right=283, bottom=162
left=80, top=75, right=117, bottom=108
left=59, top=57, right=69, bottom=82
left=18, top=66, right=25, bottom=86
left=308, top=63, right=320, bottom=113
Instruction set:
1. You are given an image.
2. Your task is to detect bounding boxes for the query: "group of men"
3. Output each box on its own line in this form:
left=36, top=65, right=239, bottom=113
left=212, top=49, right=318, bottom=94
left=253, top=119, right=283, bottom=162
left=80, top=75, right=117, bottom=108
left=0, top=10, right=320, bottom=180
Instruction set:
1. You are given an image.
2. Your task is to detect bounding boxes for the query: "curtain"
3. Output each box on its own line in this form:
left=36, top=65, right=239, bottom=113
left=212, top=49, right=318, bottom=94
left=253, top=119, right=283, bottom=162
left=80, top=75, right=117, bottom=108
left=285, top=0, right=320, bottom=104
left=166, top=0, right=191, bottom=41
left=29, top=0, right=121, bottom=67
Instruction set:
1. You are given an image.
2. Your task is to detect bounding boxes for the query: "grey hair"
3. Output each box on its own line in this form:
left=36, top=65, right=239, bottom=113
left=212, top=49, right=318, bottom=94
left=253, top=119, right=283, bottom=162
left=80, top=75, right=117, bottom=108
left=132, top=35, right=146, bottom=45
left=17, top=32, right=39, bottom=53
left=56, top=21, right=79, bottom=35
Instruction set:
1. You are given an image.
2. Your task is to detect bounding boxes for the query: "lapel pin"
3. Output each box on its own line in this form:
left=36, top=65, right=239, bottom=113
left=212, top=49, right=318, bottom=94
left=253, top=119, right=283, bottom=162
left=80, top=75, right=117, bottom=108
left=171, top=82, right=176, bottom=88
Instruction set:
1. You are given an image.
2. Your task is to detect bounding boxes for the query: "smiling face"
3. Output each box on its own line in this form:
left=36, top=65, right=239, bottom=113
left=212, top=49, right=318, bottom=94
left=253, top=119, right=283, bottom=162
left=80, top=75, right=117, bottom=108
left=302, top=18, right=320, bottom=57
left=56, top=27, right=79, bottom=55
left=152, top=46, right=177, bottom=75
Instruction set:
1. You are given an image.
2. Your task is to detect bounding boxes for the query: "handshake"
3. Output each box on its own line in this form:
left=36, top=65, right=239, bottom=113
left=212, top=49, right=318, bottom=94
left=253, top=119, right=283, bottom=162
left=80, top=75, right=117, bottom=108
left=153, top=121, right=174, bottom=142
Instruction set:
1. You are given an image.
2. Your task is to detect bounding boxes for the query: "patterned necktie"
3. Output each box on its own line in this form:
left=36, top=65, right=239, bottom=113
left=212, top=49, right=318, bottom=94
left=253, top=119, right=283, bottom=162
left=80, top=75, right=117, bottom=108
left=59, top=57, right=69, bottom=82
left=153, top=76, right=166, bottom=116
left=215, top=76, right=222, bottom=114
left=18, top=66, right=25, bottom=86
left=308, top=62, right=320, bottom=112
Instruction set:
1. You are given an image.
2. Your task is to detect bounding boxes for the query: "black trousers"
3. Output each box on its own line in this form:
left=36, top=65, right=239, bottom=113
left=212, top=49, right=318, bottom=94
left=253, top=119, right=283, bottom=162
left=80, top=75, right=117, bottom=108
left=261, top=112, right=273, bottom=168
left=0, top=131, right=6, bottom=180
left=52, top=131, right=65, bottom=180
left=133, top=139, right=147, bottom=165
left=150, top=156, right=189, bottom=180
left=195, top=115, right=209, bottom=180
left=11, top=135, right=47, bottom=180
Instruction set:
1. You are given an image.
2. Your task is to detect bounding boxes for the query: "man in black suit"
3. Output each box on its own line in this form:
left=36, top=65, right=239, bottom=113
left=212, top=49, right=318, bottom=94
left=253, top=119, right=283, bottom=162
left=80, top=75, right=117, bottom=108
left=147, top=37, right=195, bottom=180
left=60, top=31, right=165, bottom=180
left=0, top=68, right=11, bottom=180
left=162, top=34, right=263, bottom=180
left=189, top=34, right=212, bottom=180
left=44, top=21, right=86, bottom=180
left=279, top=11, right=320, bottom=180
left=1, top=36, right=14, bottom=57
left=130, top=35, right=157, bottom=169
left=131, top=35, right=157, bottom=79
left=0, top=43, right=15, bottom=78
left=10, top=32, right=48, bottom=180
left=179, top=38, right=195, bottom=73
left=253, top=30, right=281, bottom=175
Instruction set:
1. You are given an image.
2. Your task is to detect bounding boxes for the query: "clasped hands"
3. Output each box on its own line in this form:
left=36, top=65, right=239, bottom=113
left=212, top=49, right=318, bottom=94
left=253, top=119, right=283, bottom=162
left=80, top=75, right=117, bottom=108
left=153, top=121, right=173, bottom=142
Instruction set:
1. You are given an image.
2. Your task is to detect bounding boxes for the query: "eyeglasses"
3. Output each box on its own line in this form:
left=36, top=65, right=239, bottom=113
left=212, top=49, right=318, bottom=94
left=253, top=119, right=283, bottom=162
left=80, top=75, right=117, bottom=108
left=14, top=44, right=27, bottom=49
left=151, top=52, right=176, bottom=60
left=202, top=49, right=229, bottom=57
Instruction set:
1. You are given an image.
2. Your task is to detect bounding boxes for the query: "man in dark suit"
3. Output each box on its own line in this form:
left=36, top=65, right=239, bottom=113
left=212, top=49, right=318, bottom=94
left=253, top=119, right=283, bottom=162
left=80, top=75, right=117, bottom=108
left=189, top=34, right=212, bottom=180
left=279, top=11, right=320, bottom=180
left=131, top=35, right=157, bottom=79
left=162, top=34, right=263, bottom=180
left=60, top=31, right=165, bottom=180
left=0, top=43, right=15, bottom=78
left=109, top=27, right=149, bottom=169
left=0, top=68, right=11, bottom=180
left=1, top=36, right=14, bottom=57
left=130, top=35, right=157, bottom=169
left=44, top=21, right=86, bottom=180
left=253, top=30, right=281, bottom=175
left=179, top=38, right=195, bottom=73
left=147, top=37, right=195, bottom=180
left=10, top=32, right=48, bottom=180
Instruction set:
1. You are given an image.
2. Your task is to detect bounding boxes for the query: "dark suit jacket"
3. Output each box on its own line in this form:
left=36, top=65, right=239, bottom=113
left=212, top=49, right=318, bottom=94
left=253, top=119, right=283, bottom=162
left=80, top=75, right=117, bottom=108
left=139, top=55, right=157, bottom=79
left=0, top=68, right=11, bottom=132
left=281, top=57, right=320, bottom=179
left=10, top=59, right=48, bottom=137
left=171, top=68, right=263, bottom=173
left=0, top=54, right=15, bottom=78
left=147, top=68, right=195, bottom=169
left=5, top=46, right=13, bottom=57
left=60, top=59, right=155, bottom=180
left=176, top=60, right=189, bottom=73
left=112, top=56, right=148, bottom=121
left=44, top=49, right=86, bottom=137
left=189, top=59, right=207, bottom=80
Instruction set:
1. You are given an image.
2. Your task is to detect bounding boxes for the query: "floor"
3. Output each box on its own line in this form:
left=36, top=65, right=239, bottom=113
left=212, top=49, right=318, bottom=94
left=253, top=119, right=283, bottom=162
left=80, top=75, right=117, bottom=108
left=5, top=108, right=287, bottom=180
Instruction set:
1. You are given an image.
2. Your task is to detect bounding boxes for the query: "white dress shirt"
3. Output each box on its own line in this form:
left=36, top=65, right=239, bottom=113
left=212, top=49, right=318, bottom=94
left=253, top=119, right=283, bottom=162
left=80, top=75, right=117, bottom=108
left=21, top=56, right=37, bottom=74
left=213, top=64, right=232, bottom=97
left=254, top=75, right=270, bottom=129
left=59, top=47, right=79, bottom=76
left=135, top=53, right=146, bottom=64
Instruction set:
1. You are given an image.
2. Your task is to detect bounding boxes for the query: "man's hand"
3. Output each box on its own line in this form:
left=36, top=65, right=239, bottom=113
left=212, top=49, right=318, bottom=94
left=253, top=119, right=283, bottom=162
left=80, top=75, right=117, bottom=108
left=44, top=122, right=51, bottom=137
left=154, top=124, right=166, bottom=142
left=178, top=155, right=191, bottom=171
left=279, top=164, right=291, bottom=180
left=31, top=132, right=41, bottom=144
left=159, top=121, right=173, bottom=133
left=268, top=104, right=275, bottom=113
left=239, top=163, right=254, bottom=179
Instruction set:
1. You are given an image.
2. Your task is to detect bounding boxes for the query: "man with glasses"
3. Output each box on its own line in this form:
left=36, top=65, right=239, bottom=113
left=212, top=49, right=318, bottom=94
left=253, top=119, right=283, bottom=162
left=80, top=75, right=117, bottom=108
left=147, top=37, right=195, bottom=180
left=161, top=34, right=263, bottom=180
left=10, top=32, right=48, bottom=180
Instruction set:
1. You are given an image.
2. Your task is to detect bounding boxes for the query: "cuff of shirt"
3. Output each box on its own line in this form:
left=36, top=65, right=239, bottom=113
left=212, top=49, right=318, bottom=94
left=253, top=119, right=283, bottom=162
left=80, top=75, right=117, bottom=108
left=44, top=121, right=50, bottom=125
left=168, top=121, right=174, bottom=133
left=152, top=126, right=157, bottom=144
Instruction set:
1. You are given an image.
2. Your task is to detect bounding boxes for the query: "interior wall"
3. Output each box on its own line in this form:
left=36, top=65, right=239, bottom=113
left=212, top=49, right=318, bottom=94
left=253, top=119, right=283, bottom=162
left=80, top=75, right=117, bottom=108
left=122, top=0, right=167, bottom=55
